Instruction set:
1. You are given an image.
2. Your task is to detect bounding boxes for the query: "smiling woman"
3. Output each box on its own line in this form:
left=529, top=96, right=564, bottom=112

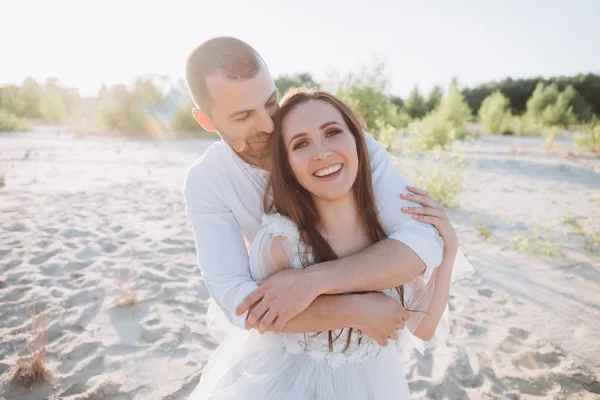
left=190, top=87, right=467, bottom=400
left=281, top=102, right=359, bottom=202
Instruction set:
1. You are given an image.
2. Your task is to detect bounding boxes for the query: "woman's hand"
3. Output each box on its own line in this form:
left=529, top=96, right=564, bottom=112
left=400, top=185, right=459, bottom=255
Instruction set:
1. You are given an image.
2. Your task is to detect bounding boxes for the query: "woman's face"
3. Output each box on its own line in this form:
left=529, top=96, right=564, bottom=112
left=281, top=100, right=359, bottom=202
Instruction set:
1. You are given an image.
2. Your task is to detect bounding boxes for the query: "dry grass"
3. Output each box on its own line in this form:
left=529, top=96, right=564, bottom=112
left=564, top=214, right=600, bottom=252
left=510, top=225, right=561, bottom=257
left=113, top=267, right=138, bottom=307
left=473, top=216, right=493, bottom=243
left=11, top=306, right=50, bottom=388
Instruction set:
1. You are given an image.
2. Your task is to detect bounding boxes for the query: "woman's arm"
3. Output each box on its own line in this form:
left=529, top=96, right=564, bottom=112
left=401, top=186, right=459, bottom=341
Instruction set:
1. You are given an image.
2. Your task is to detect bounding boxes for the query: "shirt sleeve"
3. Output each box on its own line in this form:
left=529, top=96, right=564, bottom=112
left=183, top=161, right=258, bottom=329
left=364, top=131, right=444, bottom=280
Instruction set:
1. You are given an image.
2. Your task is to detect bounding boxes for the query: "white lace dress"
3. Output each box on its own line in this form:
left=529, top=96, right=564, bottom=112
left=189, top=213, right=474, bottom=400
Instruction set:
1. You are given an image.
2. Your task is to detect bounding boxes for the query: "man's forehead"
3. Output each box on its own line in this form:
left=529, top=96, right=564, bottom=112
left=205, top=69, right=276, bottom=114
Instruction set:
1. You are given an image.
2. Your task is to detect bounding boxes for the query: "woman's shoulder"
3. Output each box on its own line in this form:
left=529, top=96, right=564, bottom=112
left=260, top=213, right=301, bottom=241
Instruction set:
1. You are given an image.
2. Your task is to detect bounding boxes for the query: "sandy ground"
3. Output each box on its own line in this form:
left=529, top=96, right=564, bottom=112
left=0, top=131, right=599, bottom=400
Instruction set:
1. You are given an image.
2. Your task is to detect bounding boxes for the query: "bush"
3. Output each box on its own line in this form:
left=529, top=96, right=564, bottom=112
left=333, top=60, right=405, bottom=142
left=462, top=74, right=599, bottom=122
left=478, top=91, right=512, bottom=135
left=408, top=112, right=455, bottom=150
left=39, top=89, right=67, bottom=123
left=437, top=80, right=472, bottom=139
left=576, top=122, right=600, bottom=153
left=275, top=73, right=319, bottom=98
left=526, top=82, right=576, bottom=127
left=511, top=115, right=544, bottom=136
left=395, top=147, right=465, bottom=209
left=425, top=86, right=443, bottom=114
left=0, top=109, right=28, bottom=132
left=404, top=86, right=428, bottom=119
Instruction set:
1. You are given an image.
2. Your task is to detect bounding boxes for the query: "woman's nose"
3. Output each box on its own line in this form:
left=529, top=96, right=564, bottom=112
left=312, top=142, right=332, bottom=160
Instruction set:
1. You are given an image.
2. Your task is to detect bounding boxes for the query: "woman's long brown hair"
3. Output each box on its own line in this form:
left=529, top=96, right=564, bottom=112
left=264, top=87, right=407, bottom=351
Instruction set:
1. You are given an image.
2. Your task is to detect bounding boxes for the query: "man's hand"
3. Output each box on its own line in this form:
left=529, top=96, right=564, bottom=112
left=236, top=268, right=322, bottom=333
left=353, top=291, right=410, bottom=347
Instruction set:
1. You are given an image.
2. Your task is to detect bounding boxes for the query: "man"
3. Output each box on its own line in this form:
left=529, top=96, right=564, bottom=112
left=183, top=37, right=444, bottom=346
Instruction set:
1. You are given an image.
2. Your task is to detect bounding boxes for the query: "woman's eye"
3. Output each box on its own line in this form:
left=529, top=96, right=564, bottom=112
left=292, top=141, right=308, bottom=151
left=326, top=129, right=342, bottom=137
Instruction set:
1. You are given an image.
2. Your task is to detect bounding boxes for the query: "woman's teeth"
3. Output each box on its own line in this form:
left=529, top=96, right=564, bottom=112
left=314, top=164, right=342, bottom=177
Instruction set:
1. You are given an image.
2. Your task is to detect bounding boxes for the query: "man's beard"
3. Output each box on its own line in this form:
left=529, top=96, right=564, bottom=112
left=244, top=133, right=271, bottom=160
left=214, top=122, right=272, bottom=161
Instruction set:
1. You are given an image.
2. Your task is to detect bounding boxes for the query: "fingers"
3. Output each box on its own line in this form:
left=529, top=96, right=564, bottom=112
left=406, top=185, right=435, bottom=202
left=273, top=318, right=286, bottom=334
left=258, top=308, right=278, bottom=332
left=402, top=206, right=445, bottom=219
left=235, top=287, right=264, bottom=316
left=401, top=192, right=444, bottom=212
left=245, top=300, right=269, bottom=329
left=412, top=214, right=442, bottom=227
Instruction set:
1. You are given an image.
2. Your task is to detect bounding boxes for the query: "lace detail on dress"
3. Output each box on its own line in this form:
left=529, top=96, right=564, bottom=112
left=260, top=213, right=310, bottom=270
left=261, top=213, right=300, bottom=242
left=258, top=213, right=383, bottom=367
left=282, top=331, right=383, bottom=368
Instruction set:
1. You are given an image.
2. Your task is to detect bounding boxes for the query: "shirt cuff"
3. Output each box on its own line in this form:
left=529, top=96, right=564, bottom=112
left=388, top=230, right=444, bottom=283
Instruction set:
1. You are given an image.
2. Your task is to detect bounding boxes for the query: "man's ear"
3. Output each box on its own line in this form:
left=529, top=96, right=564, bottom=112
left=192, top=107, right=216, bottom=132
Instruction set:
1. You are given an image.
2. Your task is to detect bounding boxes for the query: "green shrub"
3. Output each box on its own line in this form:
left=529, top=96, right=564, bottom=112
left=437, top=80, right=472, bottom=139
left=511, top=115, right=544, bottom=136
left=395, top=147, right=465, bottom=208
left=526, top=82, right=577, bottom=128
left=408, top=112, right=455, bottom=150
left=575, top=122, right=600, bottom=154
left=0, top=109, right=28, bottom=132
left=479, top=91, right=513, bottom=135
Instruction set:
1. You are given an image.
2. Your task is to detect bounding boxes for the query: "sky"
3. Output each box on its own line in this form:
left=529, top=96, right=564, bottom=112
left=1, top=0, right=599, bottom=98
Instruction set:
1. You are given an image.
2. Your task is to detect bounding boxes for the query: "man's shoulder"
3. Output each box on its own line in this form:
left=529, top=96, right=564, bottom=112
left=184, top=140, right=229, bottom=190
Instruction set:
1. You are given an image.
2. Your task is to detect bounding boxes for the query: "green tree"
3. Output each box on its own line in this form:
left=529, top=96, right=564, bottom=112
left=0, top=108, right=28, bottom=132
left=478, top=91, right=512, bottom=135
left=462, top=74, right=599, bottom=122
left=15, top=77, right=43, bottom=118
left=526, top=82, right=576, bottom=127
left=404, top=86, right=427, bottom=119
left=39, top=89, right=67, bottom=123
left=437, top=79, right=472, bottom=139
left=408, top=112, right=455, bottom=150
left=334, top=60, right=406, bottom=140
left=425, top=85, right=443, bottom=113
left=275, top=73, right=319, bottom=98
left=98, top=84, right=145, bottom=134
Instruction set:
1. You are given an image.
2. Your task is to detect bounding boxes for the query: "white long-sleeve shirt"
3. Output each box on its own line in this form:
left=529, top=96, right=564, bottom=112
left=183, top=132, right=444, bottom=329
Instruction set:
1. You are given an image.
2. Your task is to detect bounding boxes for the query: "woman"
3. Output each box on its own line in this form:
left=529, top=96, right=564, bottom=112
left=190, top=88, right=472, bottom=399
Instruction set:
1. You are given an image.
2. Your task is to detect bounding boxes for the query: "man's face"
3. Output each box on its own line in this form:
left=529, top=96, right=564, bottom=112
left=203, top=65, right=278, bottom=164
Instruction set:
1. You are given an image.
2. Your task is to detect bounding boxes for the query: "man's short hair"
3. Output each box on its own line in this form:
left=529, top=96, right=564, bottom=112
left=186, top=37, right=264, bottom=111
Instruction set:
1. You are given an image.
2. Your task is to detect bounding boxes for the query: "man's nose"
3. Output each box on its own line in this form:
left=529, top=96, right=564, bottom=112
left=256, top=110, right=274, bottom=133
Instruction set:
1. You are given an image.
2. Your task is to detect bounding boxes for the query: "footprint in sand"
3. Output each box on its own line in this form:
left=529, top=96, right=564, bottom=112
left=512, top=349, right=562, bottom=370
left=29, top=248, right=62, bottom=265
left=62, top=229, right=92, bottom=238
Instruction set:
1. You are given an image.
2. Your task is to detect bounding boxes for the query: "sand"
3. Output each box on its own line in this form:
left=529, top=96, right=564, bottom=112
left=0, top=131, right=599, bottom=400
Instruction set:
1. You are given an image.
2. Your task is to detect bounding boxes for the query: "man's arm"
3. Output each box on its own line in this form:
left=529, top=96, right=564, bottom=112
left=239, top=132, right=444, bottom=331
left=184, top=161, right=257, bottom=329
left=277, top=292, right=408, bottom=347
left=305, top=131, right=444, bottom=293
